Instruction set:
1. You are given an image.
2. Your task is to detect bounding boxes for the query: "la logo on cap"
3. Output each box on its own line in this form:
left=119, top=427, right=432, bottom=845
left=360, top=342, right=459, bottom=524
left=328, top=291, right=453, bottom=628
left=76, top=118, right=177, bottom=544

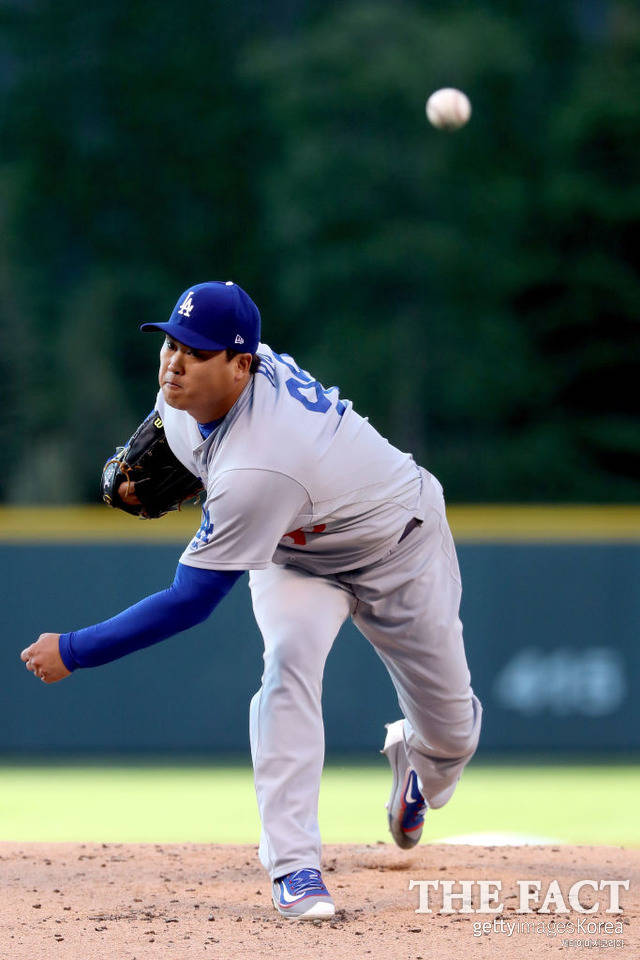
left=178, top=291, right=195, bottom=317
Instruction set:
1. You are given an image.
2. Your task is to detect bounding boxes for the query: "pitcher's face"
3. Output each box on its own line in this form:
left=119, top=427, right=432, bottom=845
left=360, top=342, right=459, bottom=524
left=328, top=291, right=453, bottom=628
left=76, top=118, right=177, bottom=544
left=158, top=336, right=250, bottom=422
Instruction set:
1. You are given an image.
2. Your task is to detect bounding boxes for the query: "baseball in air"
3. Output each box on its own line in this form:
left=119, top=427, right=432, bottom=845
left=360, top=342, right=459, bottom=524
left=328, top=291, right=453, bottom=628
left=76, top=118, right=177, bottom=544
left=426, top=88, right=472, bottom=131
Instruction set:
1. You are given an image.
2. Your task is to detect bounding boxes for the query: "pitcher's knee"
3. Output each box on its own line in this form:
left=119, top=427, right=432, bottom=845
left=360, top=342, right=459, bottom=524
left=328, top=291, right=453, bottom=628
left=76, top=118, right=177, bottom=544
left=454, top=707, right=481, bottom=757
left=415, top=698, right=481, bottom=759
left=436, top=723, right=479, bottom=759
left=262, top=627, right=329, bottom=688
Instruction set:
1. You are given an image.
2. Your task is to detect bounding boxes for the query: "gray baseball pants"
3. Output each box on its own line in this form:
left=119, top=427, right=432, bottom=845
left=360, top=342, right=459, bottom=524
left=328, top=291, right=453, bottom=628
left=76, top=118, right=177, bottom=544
left=248, top=470, right=482, bottom=879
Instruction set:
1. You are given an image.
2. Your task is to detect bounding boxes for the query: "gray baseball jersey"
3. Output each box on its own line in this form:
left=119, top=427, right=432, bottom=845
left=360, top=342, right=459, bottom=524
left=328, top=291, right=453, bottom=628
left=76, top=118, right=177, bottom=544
left=156, top=343, right=423, bottom=574
left=155, top=337, right=480, bottom=882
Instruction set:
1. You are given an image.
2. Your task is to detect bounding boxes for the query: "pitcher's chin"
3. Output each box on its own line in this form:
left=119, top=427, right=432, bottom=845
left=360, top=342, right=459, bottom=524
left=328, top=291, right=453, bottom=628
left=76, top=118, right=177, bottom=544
left=162, top=383, right=185, bottom=407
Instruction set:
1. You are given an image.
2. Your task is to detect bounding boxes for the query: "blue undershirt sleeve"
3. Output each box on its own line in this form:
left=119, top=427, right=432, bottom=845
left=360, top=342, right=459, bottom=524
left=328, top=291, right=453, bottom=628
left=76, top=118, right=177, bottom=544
left=58, top=563, right=243, bottom=671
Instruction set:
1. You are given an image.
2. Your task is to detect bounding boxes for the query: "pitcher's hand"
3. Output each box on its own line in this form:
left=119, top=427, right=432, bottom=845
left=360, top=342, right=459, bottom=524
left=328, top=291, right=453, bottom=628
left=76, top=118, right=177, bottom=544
left=21, top=634, right=71, bottom=684
left=118, top=480, right=141, bottom=506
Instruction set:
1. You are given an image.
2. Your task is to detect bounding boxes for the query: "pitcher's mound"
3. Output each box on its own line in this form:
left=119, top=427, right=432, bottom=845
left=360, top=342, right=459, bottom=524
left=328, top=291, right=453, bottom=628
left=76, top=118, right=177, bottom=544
left=0, top=841, right=636, bottom=959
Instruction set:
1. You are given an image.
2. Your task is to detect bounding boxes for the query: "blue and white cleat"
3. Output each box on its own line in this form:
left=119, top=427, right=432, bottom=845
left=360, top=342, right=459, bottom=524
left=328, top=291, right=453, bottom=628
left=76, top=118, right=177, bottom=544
left=272, top=868, right=335, bottom=920
left=382, top=720, right=428, bottom=849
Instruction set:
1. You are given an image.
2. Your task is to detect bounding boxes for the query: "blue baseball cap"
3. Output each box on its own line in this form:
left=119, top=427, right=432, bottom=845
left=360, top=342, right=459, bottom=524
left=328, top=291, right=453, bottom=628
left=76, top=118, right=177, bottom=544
left=140, top=281, right=261, bottom=353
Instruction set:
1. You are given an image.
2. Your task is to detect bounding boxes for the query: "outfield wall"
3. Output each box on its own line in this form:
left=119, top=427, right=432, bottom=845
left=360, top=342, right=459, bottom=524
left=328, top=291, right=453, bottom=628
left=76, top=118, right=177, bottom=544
left=2, top=506, right=639, bottom=755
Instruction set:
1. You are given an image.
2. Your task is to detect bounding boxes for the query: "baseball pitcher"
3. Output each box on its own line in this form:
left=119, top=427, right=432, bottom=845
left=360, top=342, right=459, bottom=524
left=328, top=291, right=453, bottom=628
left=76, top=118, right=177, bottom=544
left=21, top=281, right=482, bottom=920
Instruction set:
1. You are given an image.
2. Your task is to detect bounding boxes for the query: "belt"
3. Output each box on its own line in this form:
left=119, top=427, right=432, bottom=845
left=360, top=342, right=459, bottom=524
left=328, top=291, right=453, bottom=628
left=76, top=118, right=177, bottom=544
left=398, top=517, right=422, bottom=544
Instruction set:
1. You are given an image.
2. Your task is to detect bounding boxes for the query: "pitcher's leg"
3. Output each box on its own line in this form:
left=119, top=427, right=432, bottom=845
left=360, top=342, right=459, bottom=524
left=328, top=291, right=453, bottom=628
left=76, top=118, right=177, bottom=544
left=371, top=607, right=481, bottom=809
left=249, top=564, right=353, bottom=878
left=350, top=479, right=481, bottom=810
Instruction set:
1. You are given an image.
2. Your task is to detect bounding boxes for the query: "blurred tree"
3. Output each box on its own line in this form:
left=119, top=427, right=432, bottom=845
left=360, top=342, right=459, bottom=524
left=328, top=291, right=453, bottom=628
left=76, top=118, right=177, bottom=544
left=0, top=0, right=265, bottom=500
left=243, top=0, right=640, bottom=500
left=512, top=2, right=640, bottom=496
left=0, top=0, right=638, bottom=502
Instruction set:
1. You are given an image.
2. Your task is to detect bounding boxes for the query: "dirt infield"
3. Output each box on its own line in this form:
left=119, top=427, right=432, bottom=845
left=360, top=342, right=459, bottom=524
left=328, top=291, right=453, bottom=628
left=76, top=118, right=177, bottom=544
left=0, top=842, right=636, bottom=959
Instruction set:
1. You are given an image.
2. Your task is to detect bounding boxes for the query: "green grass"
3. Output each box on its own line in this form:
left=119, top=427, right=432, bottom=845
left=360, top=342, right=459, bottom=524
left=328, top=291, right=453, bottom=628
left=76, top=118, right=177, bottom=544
left=0, top=763, right=637, bottom=846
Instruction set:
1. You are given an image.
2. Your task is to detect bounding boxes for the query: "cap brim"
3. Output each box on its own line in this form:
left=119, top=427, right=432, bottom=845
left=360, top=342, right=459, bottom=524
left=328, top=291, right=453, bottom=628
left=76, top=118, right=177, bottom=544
left=139, top=322, right=227, bottom=352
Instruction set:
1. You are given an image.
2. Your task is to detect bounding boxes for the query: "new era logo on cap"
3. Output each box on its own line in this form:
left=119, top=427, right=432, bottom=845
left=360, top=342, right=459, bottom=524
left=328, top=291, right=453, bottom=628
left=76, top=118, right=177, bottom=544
left=235, top=334, right=244, bottom=344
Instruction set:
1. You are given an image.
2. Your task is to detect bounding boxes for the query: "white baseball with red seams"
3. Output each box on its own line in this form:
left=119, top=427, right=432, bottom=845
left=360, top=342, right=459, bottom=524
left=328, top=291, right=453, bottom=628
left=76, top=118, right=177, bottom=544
left=426, top=87, right=472, bottom=131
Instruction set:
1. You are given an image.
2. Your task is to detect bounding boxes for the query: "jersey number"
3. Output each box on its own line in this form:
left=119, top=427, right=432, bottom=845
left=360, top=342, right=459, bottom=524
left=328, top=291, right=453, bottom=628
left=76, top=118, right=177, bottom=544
left=285, top=377, right=332, bottom=413
left=275, top=352, right=345, bottom=416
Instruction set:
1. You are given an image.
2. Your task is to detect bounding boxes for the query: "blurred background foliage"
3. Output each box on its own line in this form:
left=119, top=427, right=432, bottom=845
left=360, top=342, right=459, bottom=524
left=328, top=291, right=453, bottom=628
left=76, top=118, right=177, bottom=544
left=0, top=0, right=638, bottom=503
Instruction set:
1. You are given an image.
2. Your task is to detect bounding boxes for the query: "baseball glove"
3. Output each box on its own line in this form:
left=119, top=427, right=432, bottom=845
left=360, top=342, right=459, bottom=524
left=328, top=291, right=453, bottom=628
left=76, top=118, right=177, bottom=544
left=101, top=410, right=204, bottom=518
